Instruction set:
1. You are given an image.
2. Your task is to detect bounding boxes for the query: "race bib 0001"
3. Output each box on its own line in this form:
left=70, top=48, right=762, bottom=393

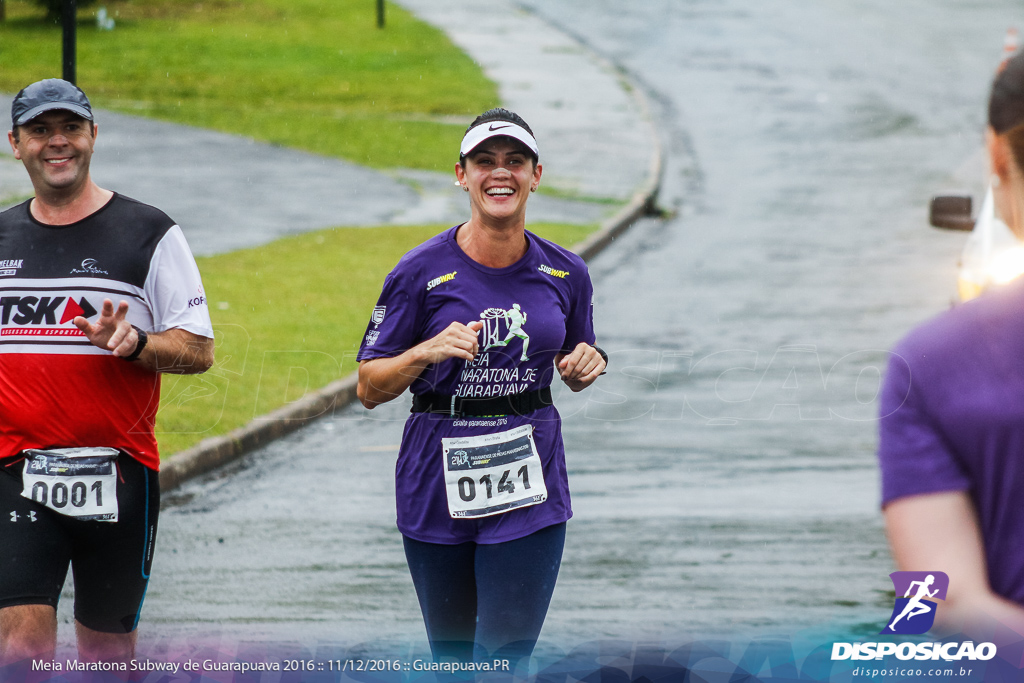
left=21, top=448, right=119, bottom=522
left=442, top=425, right=547, bottom=519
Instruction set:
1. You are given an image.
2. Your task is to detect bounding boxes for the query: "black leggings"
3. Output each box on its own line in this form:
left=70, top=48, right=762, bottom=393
left=403, top=522, right=566, bottom=668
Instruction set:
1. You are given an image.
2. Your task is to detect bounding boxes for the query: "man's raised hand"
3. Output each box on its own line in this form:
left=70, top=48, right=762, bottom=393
left=73, top=298, right=140, bottom=358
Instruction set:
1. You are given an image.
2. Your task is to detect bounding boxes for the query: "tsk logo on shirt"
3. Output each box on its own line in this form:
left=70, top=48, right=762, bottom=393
left=371, top=306, right=386, bottom=326
left=882, top=571, right=949, bottom=635
left=0, top=295, right=98, bottom=326
left=0, top=259, right=24, bottom=277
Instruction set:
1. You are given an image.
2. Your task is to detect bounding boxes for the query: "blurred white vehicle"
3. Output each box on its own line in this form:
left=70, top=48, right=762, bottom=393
left=930, top=187, right=1024, bottom=301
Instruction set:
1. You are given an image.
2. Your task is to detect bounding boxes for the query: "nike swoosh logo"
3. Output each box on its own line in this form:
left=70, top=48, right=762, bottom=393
left=488, top=124, right=512, bottom=131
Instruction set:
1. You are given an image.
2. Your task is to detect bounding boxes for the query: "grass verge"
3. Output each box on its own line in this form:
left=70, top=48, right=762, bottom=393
left=535, top=184, right=630, bottom=206
left=155, top=222, right=599, bottom=456
left=0, top=193, right=33, bottom=207
left=0, top=0, right=498, bottom=170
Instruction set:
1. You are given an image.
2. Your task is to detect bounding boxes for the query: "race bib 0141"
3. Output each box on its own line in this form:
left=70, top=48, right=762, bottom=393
left=442, top=425, right=547, bottom=519
left=21, top=448, right=119, bottom=522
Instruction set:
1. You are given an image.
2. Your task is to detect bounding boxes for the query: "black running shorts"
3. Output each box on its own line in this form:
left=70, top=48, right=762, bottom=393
left=0, top=452, right=159, bottom=633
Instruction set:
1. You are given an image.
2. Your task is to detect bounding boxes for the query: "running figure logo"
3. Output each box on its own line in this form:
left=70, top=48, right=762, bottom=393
left=480, top=303, right=530, bottom=361
left=881, top=571, right=949, bottom=635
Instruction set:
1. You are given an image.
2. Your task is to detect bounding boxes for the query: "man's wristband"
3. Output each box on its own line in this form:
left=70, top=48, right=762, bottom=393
left=593, top=345, right=608, bottom=375
left=124, top=326, right=148, bottom=362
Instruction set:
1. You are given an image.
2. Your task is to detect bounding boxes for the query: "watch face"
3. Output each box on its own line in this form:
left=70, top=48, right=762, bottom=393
left=125, top=326, right=148, bottom=361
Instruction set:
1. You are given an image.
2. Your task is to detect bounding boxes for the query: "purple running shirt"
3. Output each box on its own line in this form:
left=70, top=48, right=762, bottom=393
left=878, top=276, right=1024, bottom=604
left=358, top=226, right=596, bottom=544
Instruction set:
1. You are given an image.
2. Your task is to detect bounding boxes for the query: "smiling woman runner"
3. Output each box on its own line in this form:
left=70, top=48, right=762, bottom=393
left=356, top=108, right=606, bottom=667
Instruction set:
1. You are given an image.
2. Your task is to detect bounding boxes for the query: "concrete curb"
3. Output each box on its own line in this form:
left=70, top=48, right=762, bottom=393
left=159, top=375, right=359, bottom=491
left=572, top=86, right=664, bottom=262
left=158, top=20, right=665, bottom=494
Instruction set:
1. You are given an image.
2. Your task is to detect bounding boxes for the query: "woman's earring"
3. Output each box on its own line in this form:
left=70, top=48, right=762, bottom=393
left=992, top=173, right=1002, bottom=188
left=463, top=185, right=469, bottom=192
left=530, top=187, right=537, bottom=193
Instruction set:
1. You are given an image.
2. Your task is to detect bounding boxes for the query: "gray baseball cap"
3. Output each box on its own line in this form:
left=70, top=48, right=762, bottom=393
left=11, top=79, right=93, bottom=127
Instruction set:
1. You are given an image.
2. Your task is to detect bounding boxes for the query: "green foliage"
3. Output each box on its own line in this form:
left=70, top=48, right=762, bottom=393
left=154, top=222, right=599, bottom=456
left=0, top=0, right=499, bottom=170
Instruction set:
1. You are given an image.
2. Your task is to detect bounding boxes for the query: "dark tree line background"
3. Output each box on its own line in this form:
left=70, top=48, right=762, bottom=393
left=41, top=0, right=101, bottom=22
left=0, top=1, right=104, bottom=23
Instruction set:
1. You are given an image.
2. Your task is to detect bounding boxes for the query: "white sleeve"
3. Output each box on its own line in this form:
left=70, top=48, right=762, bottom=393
left=143, top=225, right=214, bottom=337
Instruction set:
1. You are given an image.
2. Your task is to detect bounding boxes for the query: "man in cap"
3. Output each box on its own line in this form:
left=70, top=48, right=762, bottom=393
left=0, top=79, right=215, bottom=665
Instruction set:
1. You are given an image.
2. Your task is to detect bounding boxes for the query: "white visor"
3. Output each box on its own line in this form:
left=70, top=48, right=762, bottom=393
left=460, top=121, right=539, bottom=158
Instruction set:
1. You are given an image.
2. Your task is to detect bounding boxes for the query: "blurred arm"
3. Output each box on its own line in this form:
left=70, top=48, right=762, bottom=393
left=885, top=491, right=1024, bottom=635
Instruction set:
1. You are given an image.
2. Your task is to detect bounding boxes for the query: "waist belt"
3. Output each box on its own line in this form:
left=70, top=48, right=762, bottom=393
left=411, top=387, right=552, bottom=417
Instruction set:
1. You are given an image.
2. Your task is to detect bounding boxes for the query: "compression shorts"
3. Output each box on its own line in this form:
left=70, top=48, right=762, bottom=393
left=0, top=453, right=159, bottom=633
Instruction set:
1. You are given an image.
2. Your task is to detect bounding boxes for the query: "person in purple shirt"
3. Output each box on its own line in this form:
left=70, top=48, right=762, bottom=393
left=878, top=52, right=1024, bottom=637
left=356, top=108, right=606, bottom=666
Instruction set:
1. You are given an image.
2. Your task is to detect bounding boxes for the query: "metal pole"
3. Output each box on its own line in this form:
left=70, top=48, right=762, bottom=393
left=376, top=0, right=384, bottom=28
left=62, top=0, right=77, bottom=84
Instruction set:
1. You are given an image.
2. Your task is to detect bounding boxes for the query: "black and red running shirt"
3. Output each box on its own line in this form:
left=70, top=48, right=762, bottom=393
left=0, top=194, right=214, bottom=470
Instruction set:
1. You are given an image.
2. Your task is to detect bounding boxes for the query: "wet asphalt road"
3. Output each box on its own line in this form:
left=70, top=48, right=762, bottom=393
left=57, top=0, right=1019, bottom=657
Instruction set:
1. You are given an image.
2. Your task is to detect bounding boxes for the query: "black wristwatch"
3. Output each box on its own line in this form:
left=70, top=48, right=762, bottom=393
left=593, top=345, right=608, bottom=375
left=124, top=325, right=148, bottom=362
